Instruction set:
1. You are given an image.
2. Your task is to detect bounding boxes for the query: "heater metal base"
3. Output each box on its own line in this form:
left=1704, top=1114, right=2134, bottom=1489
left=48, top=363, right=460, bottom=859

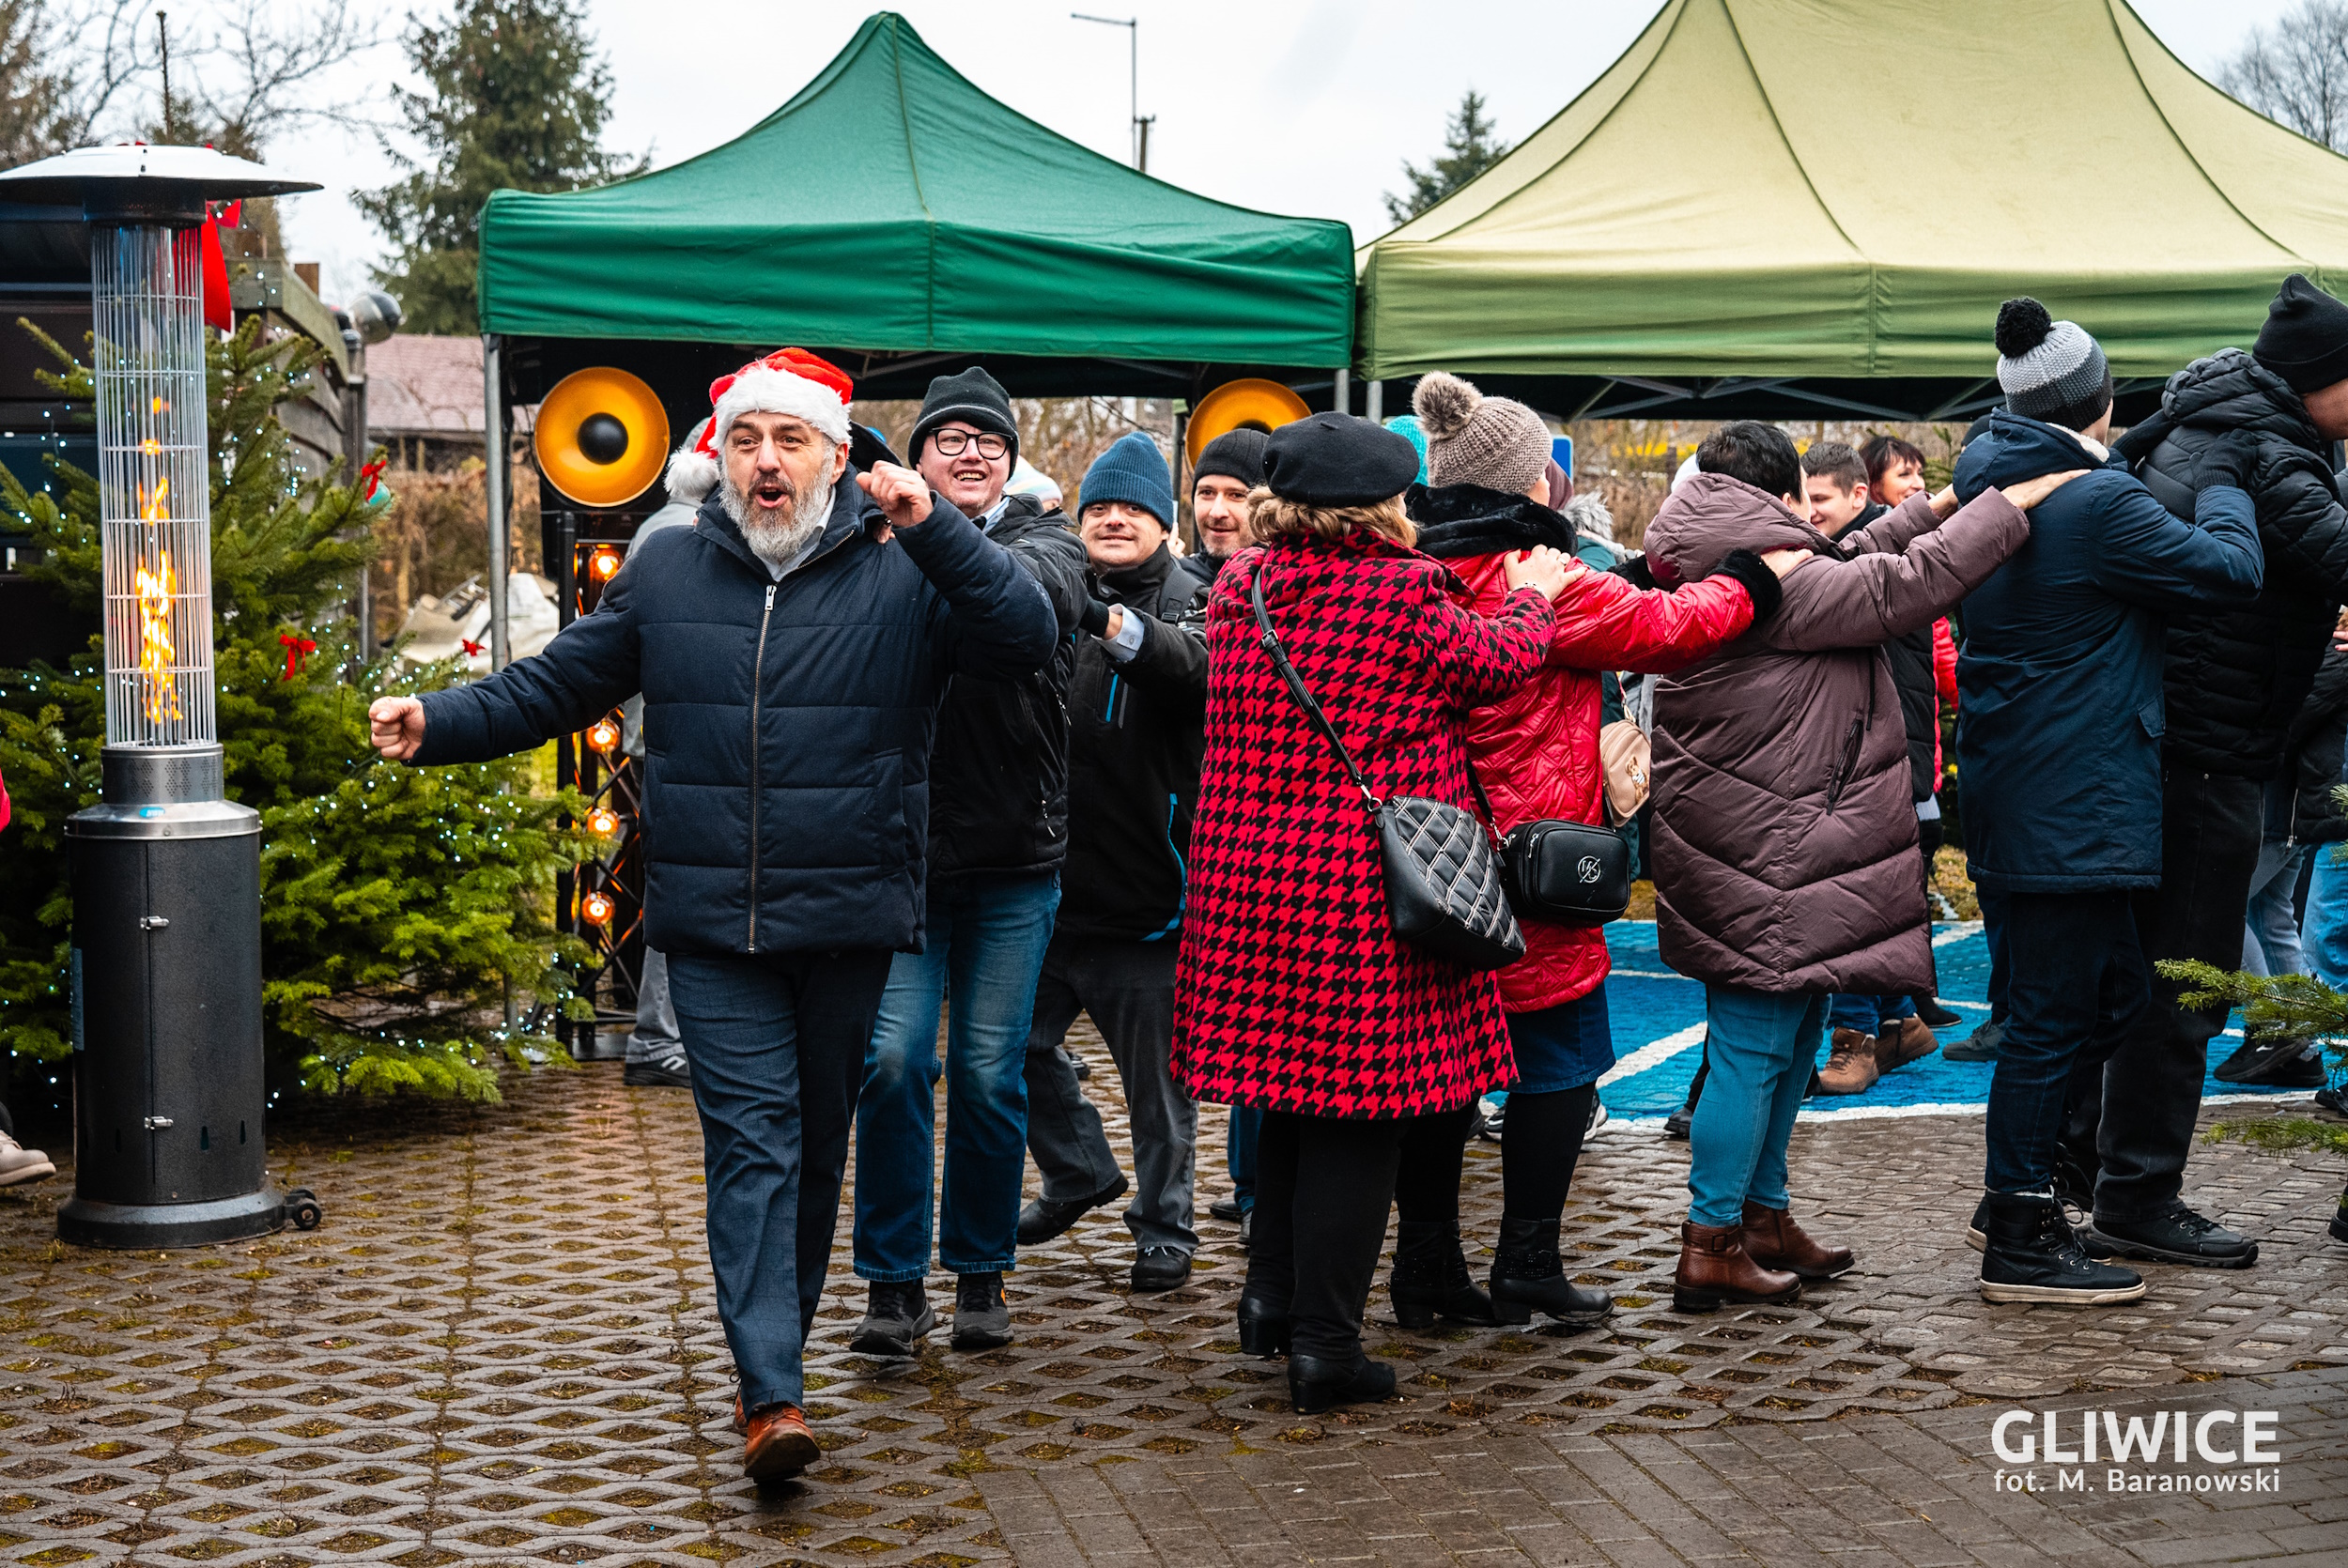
left=58, top=1186, right=286, bottom=1250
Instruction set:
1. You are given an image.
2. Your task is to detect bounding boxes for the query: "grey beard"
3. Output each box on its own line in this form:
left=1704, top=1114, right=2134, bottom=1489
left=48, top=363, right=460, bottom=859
left=722, top=469, right=834, bottom=570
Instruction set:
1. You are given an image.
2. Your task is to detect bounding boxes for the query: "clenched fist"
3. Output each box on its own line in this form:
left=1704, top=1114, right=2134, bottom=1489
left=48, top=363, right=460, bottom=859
left=856, top=462, right=934, bottom=533
left=370, top=696, right=425, bottom=761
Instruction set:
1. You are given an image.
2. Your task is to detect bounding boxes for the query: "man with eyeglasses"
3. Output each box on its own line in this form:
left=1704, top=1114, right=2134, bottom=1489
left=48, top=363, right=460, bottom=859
left=850, top=366, right=1090, bottom=1359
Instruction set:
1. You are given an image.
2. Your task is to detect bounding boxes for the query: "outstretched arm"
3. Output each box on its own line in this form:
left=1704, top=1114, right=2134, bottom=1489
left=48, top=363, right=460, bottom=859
left=381, top=567, right=643, bottom=764
left=863, top=469, right=1058, bottom=681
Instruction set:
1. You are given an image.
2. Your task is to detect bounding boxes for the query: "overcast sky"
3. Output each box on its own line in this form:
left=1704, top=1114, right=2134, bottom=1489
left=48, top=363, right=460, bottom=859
left=179, top=0, right=2309, bottom=307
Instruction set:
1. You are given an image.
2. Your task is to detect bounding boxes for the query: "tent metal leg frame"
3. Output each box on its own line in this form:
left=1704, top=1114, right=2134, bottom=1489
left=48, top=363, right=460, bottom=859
left=484, top=332, right=509, bottom=670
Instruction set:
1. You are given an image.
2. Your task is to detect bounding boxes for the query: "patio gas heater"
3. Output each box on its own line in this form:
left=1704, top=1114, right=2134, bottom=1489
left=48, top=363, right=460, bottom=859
left=0, top=146, right=321, bottom=1247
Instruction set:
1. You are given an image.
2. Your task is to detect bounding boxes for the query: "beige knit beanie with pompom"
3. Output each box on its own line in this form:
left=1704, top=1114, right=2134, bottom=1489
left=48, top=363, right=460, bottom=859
left=1413, top=370, right=1552, bottom=495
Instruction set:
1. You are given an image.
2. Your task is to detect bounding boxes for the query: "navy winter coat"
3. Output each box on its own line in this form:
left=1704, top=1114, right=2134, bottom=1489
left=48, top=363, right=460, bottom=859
left=1953, top=412, right=2263, bottom=893
left=410, top=470, right=1058, bottom=955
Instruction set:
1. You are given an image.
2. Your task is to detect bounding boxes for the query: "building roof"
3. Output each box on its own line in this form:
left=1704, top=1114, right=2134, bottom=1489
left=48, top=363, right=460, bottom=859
left=367, top=333, right=485, bottom=439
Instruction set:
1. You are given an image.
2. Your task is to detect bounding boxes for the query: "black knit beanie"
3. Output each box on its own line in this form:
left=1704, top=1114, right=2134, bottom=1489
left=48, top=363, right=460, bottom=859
left=1193, top=427, right=1269, bottom=491
left=912, top=366, right=1018, bottom=461
left=2253, top=274, right=2348, bottom=395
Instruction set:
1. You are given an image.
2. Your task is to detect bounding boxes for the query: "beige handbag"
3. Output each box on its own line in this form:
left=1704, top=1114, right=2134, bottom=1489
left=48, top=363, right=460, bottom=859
left=1599, top=719, right=1651, bottom=825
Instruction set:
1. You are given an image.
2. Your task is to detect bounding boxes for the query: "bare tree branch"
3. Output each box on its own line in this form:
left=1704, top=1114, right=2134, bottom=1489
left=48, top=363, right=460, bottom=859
left=2219, top=0, right=2348, bottom=152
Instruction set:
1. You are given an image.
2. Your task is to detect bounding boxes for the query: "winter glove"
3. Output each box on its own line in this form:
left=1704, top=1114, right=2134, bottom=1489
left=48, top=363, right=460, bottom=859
left=1707, top=547, right=1786, bottom=628
left=1608, top=553, right=1658, bottom=592
left=2195, top=430, right=2263, bottom=495
left=1079, top=597, right=1116, bottom=638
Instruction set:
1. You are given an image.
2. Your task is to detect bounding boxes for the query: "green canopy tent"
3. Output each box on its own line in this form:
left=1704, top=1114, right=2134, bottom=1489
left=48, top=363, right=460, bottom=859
left=478, top=10, right=1353, bottom=415
left=1356, top=0, right=2348, bottom=423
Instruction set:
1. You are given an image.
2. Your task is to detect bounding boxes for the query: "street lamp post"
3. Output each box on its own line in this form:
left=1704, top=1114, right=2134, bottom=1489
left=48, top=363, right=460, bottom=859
left=1073, top=12, right=1153, bottom=172
left=0, top=145, right=323, bottom=1249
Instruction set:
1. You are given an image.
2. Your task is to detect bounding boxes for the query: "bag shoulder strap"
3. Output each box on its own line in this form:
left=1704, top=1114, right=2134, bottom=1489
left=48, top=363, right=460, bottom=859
left=1249, top=568, right=1380, bottom=811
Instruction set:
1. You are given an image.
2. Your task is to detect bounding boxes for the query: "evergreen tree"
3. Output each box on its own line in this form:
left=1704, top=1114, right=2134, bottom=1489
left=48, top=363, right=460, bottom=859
left=1383, top=88, right=1511, bottom=225
left=358, top=0, right=640, bottom=334
left=0, top=318, right=592, bottom=1101
left=2163, top=959, right=2348, bottom=1157
left=0, top=0, right=73, bottom=164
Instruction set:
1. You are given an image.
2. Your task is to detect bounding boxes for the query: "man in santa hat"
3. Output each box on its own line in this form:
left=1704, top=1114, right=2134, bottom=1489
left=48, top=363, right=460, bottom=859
left=368, top=349, right=1058, bottom=1481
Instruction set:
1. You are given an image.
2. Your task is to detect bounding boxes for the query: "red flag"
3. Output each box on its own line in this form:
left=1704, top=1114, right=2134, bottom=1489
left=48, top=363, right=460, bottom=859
left=201, top=219, right=232, bottom=332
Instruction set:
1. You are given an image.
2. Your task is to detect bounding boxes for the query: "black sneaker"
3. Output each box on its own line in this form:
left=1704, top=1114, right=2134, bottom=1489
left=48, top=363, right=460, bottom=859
left=1663, top=1100, right=1694, bottom=1140
left=2084, top=1203, right=2258, bottom=1268
left=1237, top=1208, right=1252, bottom=1251
left=851, top=1279, right=935, bottom=1357
left=623, top=1055, right=692, bottom=1087
left=1475, top=1098, right=1503, bottom=1143
left=1941, top=1018, right=2004, bottom=1064
left=1913, top=995, right=1961, bottom=1028
left=1979, top=1192, right=2146, bottom=1305
left=1132, top=1247, right=1192, bottom=1293
left=2215, top=1032, right=2323, bottom=1085
left=1964, top=1194, right=1990, bottom=1253
left=1015, top=1175, right=1129, bottom=1246
left=949, top=1271, right=1012, bottom=1351
left=1208, top=1198, right=1244, bottom=1222
left=2316, top=1084, right=2347, bottom=1119
left=2331, top=1189, right=2348, bottom=1246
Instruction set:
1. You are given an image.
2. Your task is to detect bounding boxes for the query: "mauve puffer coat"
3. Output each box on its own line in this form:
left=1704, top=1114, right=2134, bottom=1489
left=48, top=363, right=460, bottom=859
left=1641, top=476, right=2029, bottom=995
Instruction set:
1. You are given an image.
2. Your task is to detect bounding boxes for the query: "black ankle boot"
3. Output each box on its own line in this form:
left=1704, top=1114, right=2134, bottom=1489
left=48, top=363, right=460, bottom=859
left=1288, top=1353, right=1397, bottom=1415
left=1978, top=1192, right=2145, bottom=1305
left=1489, top=1215, right=1614, bottom=1327
left=1236, top=1293, right=1289, bottom=1358
left=1386, top=1220, right=1496, bottom=1330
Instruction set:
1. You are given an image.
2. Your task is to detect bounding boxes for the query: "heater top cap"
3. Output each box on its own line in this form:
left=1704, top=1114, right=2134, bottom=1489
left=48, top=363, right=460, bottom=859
left=0, top=144, right=319, bottom=224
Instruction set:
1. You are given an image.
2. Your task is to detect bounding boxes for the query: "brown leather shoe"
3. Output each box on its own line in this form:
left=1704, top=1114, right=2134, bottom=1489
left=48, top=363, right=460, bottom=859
left=1674, top=1221, right=1801, bottom=1314
left=1874, top=1015, right=1939, bottom=1074
left=1816, top=1028, right=1880, bottom=1095
left=742, top=1403, right=819, bottom=1482
left=1741, top=1200, right=1856, bottom=1280
left=732, top=1394, right=747, bottom=1434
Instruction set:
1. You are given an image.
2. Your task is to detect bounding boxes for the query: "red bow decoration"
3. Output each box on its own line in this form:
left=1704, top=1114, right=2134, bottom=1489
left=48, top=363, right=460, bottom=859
left=460, top=638, right=485, bottom=657
left=279, top=631, right=317, bottom=681
left=693, top=346, right=856, bottom=459
left=358, top=456, right=387, bottom=500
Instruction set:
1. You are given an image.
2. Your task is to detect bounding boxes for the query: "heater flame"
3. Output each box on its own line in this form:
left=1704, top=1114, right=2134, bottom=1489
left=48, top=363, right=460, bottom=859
left=151, top=395, right=169, bottom=414
left=135, top=551, right=180, bottom=724
left=139, top=438, right=162, bottom=455
left=140, top=476, right=170, bottom=520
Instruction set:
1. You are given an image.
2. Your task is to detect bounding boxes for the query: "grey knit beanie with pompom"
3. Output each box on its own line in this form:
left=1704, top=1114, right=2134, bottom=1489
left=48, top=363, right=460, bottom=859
left=1413, top=371, right=1552, bottom=496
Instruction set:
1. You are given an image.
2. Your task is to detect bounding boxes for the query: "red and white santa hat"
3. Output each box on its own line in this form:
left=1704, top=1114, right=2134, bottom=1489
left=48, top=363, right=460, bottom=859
left=665, top=346, right=856, bottom=504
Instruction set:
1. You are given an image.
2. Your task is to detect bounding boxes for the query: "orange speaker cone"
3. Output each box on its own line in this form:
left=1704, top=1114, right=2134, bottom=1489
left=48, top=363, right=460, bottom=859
left=1185, top=377, right=1312, bottom=467
left=534, top=366, right=671, bottom=507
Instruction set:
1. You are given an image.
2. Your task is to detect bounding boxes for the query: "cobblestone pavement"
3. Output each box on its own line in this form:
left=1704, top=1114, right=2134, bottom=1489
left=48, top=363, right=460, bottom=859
left=0, top=1022, right=2342, bottom=1565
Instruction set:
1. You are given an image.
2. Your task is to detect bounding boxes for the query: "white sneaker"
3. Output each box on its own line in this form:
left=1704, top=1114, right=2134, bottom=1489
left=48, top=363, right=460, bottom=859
left=1585, top=1098, right=1610, bottom=1138
left=0, top=1133, right=55, bottom=1187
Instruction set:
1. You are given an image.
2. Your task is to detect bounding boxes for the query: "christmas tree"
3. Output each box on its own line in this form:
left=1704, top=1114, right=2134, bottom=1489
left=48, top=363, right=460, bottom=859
left=0, top=315, right=592, bottom=1101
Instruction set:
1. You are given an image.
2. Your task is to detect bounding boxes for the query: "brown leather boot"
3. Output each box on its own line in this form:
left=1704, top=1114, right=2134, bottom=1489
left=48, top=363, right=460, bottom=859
left=1674, top=1221, right=1801, bottom=1314
left=1741, top=1200, right=1856, bottom=1280
left=1874, top=1015, right=1939, bottom=1074
left=1816, top=1028, right=1880, bottom=1094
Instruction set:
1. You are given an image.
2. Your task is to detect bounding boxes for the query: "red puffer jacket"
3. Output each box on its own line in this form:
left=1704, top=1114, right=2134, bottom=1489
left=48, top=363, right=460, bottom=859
left=1412, top=484, right=1765, bottom=1014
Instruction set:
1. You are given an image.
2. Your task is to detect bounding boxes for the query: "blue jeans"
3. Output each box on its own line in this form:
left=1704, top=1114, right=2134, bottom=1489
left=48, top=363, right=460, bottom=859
left=1826, top=992, right=1915, bottom=1037
left=853, top=871, right=1059, bottom=1280
left=670, top=947, right=892, bottom=1412
left=1686, top=987, right=1825, bottom=1227
left=1227, top=1104, right=1260, bottom=1214
left=2308, top=841, right=2348, bottom=989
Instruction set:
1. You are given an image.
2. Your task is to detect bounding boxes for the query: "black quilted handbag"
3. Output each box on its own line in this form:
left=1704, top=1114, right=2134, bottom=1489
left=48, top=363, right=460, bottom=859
left=1250, top=573, right=1525, bottom=971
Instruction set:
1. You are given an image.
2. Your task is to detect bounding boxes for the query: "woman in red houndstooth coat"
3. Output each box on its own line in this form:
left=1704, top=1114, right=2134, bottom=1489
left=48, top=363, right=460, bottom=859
left=1169, top=412, right=1576, bottom=1415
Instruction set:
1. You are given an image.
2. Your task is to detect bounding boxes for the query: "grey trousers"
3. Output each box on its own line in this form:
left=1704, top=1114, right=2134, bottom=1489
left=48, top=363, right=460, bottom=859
left=1023, top=934, right=1197, bottom=1255
left=628, top=946, right=685, bottom=1066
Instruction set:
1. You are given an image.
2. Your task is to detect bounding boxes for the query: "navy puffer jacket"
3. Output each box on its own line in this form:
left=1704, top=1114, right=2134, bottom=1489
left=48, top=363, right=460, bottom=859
left=2126, top=349, right=2348, bottom=779
left=1954, top=413, right=2263, bottom=893
left=411, top=469, right=1058, bottom=955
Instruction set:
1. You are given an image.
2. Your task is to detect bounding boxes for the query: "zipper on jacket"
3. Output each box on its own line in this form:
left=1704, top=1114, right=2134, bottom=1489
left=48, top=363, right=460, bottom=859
left=747, top=582, right=776, bottom=951
left=1826, top=716, right=1864, bottom=809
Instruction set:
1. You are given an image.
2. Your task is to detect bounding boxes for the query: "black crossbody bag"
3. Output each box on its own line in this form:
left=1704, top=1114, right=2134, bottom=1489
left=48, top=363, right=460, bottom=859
left=1249, top=574, right=1525, bottom=971
left=1497, top=815, right=1631, bottom=929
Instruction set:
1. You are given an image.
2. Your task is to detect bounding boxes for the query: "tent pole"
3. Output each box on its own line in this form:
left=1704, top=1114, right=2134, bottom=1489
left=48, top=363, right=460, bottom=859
left=1366, top=379, right=1383, bottom=423
left=1334, top=367, right=1349, bottom=417
left=484, top=332, right=510, bottom=670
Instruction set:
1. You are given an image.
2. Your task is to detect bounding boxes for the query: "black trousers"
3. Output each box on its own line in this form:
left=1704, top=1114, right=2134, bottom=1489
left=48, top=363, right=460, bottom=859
left=2060, top=762, right=2263, bottom=1221
left=1245, top=1111, right=1413, bottom=1363
left=1985, top=893, right=2148, bottom=1194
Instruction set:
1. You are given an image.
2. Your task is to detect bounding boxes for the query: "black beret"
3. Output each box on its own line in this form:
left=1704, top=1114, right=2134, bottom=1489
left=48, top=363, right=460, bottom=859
left=1262, top=412, right=1423, bottom=507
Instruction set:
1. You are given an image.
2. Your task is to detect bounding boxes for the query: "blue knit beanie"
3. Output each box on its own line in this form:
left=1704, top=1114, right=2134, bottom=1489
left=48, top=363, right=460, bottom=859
left=1078, top=432, right=1174, bottom=529
left=1383, top=414, right=1430, bottom=483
